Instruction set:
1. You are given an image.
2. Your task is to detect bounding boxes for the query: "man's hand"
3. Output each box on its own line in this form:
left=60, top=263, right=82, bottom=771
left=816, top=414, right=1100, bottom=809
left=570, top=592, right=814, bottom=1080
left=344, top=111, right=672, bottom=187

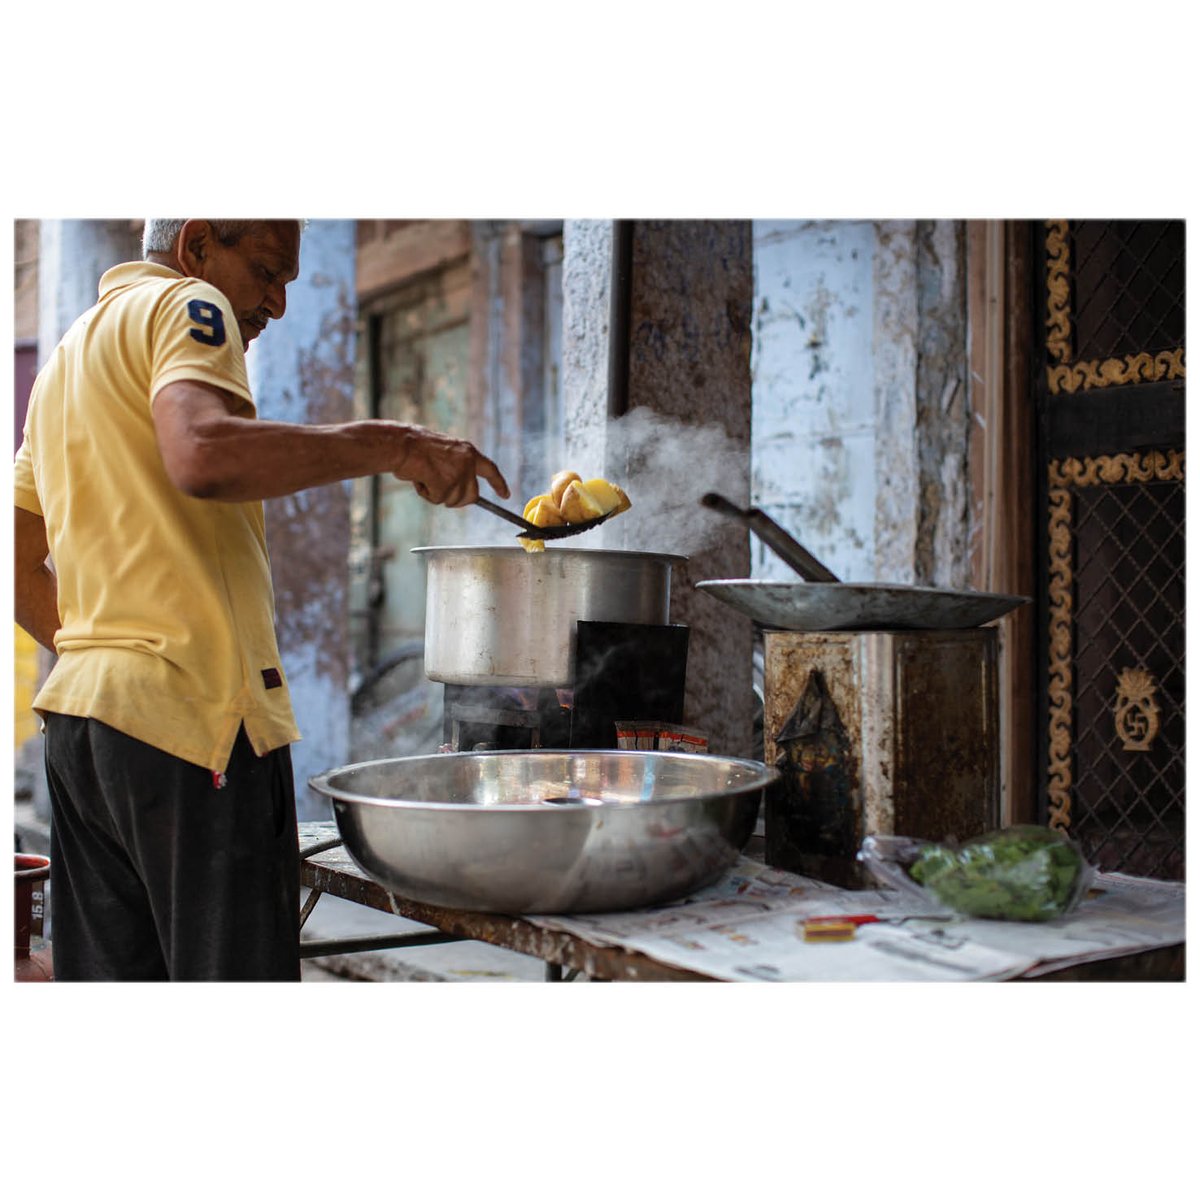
left=395, top=428, right=509, bottom=507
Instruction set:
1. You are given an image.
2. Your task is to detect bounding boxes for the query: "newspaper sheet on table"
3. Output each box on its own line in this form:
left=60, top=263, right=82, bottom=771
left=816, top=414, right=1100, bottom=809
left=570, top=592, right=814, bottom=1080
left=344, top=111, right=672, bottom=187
left=527, top=859, right=1185, bottom=982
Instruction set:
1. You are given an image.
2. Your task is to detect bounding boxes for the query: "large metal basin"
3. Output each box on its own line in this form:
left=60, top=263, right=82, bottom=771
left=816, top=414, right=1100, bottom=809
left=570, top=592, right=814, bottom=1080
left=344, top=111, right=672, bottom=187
left=309, top=750, right=777, bottom=913
left=414, top=545, right=686, bottom=686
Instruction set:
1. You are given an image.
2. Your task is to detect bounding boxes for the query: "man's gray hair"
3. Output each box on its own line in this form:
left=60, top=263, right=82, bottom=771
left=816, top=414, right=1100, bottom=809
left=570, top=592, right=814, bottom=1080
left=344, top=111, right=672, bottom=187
left=142, top=219, right=303, bottom=259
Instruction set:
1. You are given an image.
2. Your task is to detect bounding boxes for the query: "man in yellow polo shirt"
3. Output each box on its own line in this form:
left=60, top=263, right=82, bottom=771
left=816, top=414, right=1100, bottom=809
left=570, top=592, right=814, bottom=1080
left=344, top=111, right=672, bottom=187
left=13, top=218, right=509, bottom=981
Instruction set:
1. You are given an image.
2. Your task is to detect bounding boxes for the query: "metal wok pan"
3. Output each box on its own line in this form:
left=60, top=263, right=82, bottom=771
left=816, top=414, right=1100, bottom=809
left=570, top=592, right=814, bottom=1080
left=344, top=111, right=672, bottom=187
left=697, top=494, right=1029, bottom=631
left=694, top=578, right=1027, bottom=631
left=309, top=750, right=776, bottom=913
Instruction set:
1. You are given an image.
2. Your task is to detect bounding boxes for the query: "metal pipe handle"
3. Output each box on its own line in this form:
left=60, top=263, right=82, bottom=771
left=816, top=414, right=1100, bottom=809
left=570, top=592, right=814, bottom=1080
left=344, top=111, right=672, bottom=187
left=701, top=493, right=840, bottom=583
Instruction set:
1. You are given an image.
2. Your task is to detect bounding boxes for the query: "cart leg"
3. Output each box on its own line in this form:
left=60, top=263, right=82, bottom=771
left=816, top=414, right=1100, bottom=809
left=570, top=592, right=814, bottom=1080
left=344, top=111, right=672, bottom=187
left=299, top=887, right=323, bottom=930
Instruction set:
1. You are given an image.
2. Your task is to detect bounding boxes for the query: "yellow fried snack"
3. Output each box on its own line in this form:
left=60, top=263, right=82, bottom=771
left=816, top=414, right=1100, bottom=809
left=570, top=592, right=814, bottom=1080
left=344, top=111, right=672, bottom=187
left=522, top=492, right=554, bottom=522
left=582, top=477, right=631, bottom=515
left=516, top=495, right=565, bottom=553
left=526, top=497, right=566, bottom=527
left=549, top=470, right=582, bottom=508
left=559, top=480, right=607, bottom=524
left=517, top=471, right=632, bottom=553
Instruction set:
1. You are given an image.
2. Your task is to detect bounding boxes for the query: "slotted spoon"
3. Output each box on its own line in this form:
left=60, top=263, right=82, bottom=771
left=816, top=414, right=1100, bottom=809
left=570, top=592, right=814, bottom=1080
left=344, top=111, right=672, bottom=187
left=475, top=497, right=615, bottom=541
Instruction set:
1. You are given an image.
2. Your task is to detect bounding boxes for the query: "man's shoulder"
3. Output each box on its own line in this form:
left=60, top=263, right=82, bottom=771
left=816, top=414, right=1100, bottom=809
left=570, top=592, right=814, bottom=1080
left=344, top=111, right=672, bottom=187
left=102, top=263, right=231, bottom=314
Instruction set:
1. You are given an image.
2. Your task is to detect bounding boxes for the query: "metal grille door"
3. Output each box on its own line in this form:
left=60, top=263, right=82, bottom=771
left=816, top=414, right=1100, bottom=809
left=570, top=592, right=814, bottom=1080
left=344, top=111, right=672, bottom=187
left=1037, top=220, right=1186, bottom=879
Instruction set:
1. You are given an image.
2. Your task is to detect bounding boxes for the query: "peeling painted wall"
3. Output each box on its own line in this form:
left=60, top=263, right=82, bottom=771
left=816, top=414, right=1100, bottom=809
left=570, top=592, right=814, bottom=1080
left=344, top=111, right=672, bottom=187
left=751, top=220, right=879, bottom=581
left=751, top=220, right=970, bottom=588
left=250, top=220, right=357, bottom=818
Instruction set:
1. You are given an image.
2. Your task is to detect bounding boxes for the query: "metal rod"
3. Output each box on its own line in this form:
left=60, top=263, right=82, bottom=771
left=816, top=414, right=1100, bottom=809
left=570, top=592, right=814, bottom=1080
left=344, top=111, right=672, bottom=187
left=299, top=930, right=467, bottom=959
left=300, top=836, right=344, bottom=861
left=607, top=219, right=634, bottom=421
left=299, top=888, right=323, bottom=930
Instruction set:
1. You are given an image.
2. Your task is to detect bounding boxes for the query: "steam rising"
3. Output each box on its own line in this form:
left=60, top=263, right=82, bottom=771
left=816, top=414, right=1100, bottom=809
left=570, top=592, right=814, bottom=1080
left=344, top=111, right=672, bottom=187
left=597, top=408, right=748, bottom=557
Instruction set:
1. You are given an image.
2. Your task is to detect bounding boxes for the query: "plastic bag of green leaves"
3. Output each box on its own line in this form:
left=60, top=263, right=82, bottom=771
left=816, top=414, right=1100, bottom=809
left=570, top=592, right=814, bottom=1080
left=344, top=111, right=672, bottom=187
left=858, top=827, right=1095, bottom=922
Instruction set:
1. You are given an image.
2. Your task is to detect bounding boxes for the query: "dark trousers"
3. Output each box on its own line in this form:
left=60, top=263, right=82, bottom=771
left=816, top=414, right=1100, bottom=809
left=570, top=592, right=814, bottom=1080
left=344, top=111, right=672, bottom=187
left=44, top=714, right=300, bottom=981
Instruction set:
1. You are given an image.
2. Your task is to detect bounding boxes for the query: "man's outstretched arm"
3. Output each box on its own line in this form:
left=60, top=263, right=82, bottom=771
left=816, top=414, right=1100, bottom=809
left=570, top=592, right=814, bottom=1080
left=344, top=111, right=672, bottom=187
left=152, top=380, right=509, bottom=506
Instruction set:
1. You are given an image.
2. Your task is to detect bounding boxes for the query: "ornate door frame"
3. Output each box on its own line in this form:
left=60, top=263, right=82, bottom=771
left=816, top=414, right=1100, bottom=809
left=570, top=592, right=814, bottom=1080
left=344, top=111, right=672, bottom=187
left=1033, top=219, right=1185, bottom=877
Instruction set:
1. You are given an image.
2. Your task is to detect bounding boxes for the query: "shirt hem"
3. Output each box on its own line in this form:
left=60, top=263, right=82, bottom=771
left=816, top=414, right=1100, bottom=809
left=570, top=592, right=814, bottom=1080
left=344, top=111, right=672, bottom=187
left=32, top=696, right=300, bottom=775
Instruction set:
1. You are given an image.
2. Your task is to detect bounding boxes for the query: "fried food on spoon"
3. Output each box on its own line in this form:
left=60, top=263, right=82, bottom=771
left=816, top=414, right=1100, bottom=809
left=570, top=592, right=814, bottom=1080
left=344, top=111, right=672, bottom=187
left=525, top=496, right=565, bottom=527
left=517, top=471, right=632, bottom=553
left=517, top=495, right=566, bottom=553
left=559, top=480, right=607, bottom=524
left=582, top=477, right=631, bottom=515
left=523, top=494, right=547, bottom=522
left=549, top=470, right=582, bottom=508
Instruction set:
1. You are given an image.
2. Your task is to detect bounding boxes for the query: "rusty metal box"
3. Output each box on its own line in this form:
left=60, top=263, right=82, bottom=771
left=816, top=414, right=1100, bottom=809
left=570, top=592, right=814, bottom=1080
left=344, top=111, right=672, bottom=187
left=763, top=628, right=999, bottom=888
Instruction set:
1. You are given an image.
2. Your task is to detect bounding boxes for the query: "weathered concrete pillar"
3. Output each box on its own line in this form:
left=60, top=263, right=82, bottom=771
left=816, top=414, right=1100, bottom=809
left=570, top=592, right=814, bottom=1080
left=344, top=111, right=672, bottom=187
left=36, top=220, right=142, bottom=368
left=562, top=220, right=756, bottom=758
left=913, top=219, right=971, bottom=590
left=872, top=219, right=921, bottom=584
left=561, top=221, right=613, bottom=473
left=249, top=219, right=357, bottom=818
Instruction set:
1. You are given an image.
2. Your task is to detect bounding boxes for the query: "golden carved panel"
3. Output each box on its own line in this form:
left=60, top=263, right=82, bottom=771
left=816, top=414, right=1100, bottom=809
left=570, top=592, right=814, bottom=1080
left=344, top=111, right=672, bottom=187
left=1113, top=668, right=1161, bottom=753
left=1045, top=450, right=1184, bottom=831
left=1043, top=220, right=1186, bottom=396
left=1045, top=219, right=1072, bottom=366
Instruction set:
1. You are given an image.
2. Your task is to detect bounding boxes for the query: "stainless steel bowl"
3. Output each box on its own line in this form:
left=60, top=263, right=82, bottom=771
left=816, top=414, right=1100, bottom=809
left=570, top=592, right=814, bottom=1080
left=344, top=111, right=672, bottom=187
left=309, top=750, right=777, bottom=913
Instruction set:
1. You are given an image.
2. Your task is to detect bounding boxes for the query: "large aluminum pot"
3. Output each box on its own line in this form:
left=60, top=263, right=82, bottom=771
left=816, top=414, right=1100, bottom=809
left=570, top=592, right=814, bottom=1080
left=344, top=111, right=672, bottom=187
left=309, top=750, right=776, bottom=913
left=414, top=545, right=686, bottom=687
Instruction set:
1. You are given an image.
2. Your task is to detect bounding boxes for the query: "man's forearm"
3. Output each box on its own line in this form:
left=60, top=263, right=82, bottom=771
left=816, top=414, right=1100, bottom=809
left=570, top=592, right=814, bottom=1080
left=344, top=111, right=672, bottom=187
left=163, top=412, right=416, bottom=502
left=152, top=380, right=508, bottom=506
left=14, top=507, right=60, bottom=653
left=15, top=563, right=60, bottom=653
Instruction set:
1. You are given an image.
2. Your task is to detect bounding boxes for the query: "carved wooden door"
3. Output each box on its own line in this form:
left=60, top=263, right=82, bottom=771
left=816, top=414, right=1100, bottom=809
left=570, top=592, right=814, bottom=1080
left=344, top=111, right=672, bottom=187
left=1034, top=220, right=1185, bottom=878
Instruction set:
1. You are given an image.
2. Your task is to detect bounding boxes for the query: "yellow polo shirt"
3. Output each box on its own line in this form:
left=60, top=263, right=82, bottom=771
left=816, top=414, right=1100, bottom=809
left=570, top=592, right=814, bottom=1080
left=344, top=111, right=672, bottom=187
left=13, top=261, right=301, bottom=774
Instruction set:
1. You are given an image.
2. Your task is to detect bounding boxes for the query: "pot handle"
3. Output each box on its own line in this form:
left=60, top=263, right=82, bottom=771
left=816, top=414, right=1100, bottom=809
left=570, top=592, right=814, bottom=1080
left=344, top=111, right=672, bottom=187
left=701, top=494, right=840, bottom=583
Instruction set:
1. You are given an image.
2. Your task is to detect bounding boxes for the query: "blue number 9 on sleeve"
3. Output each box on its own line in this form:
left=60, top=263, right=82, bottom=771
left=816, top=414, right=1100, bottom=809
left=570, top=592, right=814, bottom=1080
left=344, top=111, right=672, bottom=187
left=186, top=299, right=227, bottom=347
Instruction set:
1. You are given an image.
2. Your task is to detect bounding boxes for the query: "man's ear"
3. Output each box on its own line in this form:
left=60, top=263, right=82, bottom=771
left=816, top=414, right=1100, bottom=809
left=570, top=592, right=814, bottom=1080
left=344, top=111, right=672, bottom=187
left=175, top=220, right=214, bottom=278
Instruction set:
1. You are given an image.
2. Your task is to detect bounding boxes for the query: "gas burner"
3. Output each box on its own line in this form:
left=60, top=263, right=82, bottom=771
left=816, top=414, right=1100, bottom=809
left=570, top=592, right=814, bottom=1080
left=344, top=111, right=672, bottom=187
left=441, top=620, right=690, bottom=752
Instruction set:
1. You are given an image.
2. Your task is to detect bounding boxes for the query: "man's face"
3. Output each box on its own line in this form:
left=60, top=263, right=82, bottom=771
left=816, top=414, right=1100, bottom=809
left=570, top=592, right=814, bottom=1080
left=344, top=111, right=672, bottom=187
left=189, top=221, right=302, bottom=348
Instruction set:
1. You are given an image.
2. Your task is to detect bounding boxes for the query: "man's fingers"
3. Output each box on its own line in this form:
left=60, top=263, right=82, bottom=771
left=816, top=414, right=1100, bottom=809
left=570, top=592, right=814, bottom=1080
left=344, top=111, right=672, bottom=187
left=398, top=434, right=510, bottom=508
left=477, top=453, right=510, bottom=499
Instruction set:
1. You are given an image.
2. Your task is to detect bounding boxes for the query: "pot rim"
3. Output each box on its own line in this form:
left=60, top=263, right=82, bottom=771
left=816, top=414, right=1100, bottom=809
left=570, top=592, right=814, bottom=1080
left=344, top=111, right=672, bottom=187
left=15, top=853, right=51, bottom=882
left=412, top=544, right=688, bottom=565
